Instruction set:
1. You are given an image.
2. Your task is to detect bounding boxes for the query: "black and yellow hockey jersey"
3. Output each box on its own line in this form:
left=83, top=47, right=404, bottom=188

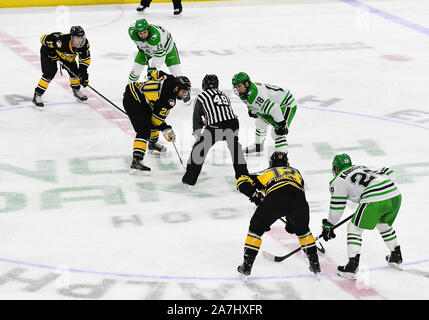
left=236, top=166, right=305, bottom=198
left=40, top=32, right=91, bottom=69
left=126, top=72, right=178, bottom=130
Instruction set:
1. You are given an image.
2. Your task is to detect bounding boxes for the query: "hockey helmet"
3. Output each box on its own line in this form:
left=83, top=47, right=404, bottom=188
left=70, top=26, right=86, bottom=48
left=332, top=153, right=352, bottom=176
left=175, top=76, right=191, bottom=100
left=202, top=74, right=219, bottom=90
left=232, top=72, right=250, bottom=86
left=135, top=19, right=149, bottom=32
left=269, top=151, right=289, bottom=168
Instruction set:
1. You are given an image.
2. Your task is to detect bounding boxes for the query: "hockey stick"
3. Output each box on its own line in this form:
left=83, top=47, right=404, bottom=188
left=58, top=62, right=127, bottom=115
left=172, top=140, right=186, bottom=170
left=263, top=214, right=354, bottom=262
left=279, top=217, right=325, bottom=254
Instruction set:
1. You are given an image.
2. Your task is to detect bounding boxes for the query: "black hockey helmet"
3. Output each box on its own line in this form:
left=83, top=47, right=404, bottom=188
left=70, top=25, right=85, bottom=37
left=176, top=76, right=191, bottom=91
left=269, top=151, right=289, bottom=168
left=202, top=74, right=219, bottom=90
left=70, top=26, right=86, bottom=48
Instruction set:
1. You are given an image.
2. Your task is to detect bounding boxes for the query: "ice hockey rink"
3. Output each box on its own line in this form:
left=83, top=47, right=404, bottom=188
left=0, top=0, right=428, bottom=300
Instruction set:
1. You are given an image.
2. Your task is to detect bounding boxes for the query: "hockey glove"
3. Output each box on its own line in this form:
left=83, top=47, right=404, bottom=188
left=147, top=67, right=157, bottom=80
left=162, top=126, right=176, bottom=142
left=321, top=219, right=336, bottom=241
left=249, top=191, right=264, bottom=206
left=274, top=120, right=288, bottom=136
left=248, top=110, right=258, bottom=118
left=78, top=69, right=89, bottom=87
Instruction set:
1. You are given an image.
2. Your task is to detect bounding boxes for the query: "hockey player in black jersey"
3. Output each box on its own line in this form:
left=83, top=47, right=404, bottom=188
left=182, top=74, right=249, bottom=186
left=33, top=26, right=90, bottom=110
left=123, top=70, right=191, bottom=175
left=236, top=151, right=320, bottom=281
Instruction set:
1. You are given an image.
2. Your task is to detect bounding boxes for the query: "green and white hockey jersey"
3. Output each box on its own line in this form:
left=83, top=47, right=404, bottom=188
left=128, top=24, right=175, bottom=68
left=240, top=82, right=297, bottom=127
left=328, top=166, right=401, bottom=224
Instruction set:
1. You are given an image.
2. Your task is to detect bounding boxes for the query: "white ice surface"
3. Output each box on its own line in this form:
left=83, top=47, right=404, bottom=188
left=0, top=0, right=428, bottom=299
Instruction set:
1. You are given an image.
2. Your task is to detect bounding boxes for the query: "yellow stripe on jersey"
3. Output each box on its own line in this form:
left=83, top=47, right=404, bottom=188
left=257, top=170, right=275, bottom=187
left=236, top=176, right=254, bottom=190
left=129, top=84, right=141, bottom=102
left=151, top=114, right=163, bottom=126
left=40, top=34, right=47, bottom=45
left=78, top=57, right=91, bottom=66
left=257, top=167, right=304, bottom=195
left=150, top=130, right=159, bottom=138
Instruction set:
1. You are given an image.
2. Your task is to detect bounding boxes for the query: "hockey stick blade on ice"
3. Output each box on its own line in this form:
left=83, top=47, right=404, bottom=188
left=263, top=214, right=354, bottom=262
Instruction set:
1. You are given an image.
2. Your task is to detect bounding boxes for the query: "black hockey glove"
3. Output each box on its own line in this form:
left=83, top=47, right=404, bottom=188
left=147, top=67, right=156, bottom=80
left=274, top=120, right=288, bottom=136
left=284, top=218, right=295, bottom=234
left=248, top=110, right=258, bottom=118
left=79, top=69, right=89, bottom=87
left=321, top=219, right=336, bottom=241
left=249, top=191, right=264, bottom=206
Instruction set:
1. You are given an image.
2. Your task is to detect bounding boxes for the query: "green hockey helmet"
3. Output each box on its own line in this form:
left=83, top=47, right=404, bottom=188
left=135, top=19, right=149, bottom=33
left=232, top=72, right=250, bottom=86
left=232, top=72, right=251, bottom=98
left=332, top=153, right=352, bottom=176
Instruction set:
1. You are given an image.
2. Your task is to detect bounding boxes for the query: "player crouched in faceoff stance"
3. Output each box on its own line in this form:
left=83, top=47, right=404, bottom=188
left=123, top=70, right=191, bottom=175
left=321, top=154, right=403, bottom=280
left=33, top=26, right=90, bottom=110
left=236, top=151, right=320, bottom=281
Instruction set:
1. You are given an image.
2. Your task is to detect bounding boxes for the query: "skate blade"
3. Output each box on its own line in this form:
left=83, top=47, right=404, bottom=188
left=313, top=272, right=321, bottom=281
left=32, top=104, right=44, bottom=111
left=388, top=262, right=403, bottom=271
left=129, top=169, right=150, bottom=176
left=238, top=272, right=248, bottom=283
left=148, top=149, right=167, bottom=155
left=337, top=271, right=357, bottom=280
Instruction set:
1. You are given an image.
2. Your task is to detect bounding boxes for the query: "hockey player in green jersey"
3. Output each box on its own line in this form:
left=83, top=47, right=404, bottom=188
left=128, top=19, right=183, bottom=81
left=321, top=154, right=403, bottom=280
left=232, top=72, right=297, bottom=155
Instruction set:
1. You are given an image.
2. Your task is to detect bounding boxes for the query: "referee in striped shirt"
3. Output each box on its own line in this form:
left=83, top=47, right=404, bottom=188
left=182, top=74, right=249, bottom=186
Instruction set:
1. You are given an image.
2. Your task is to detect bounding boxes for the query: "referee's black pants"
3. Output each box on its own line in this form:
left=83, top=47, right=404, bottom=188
left=182, top=118, right=249, bottom=185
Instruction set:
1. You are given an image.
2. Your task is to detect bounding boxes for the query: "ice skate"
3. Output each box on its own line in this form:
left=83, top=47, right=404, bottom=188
left=136, top=5, right=148, bottom=12
left=308, top=253, right=321, bottom=279
left=337, top=254, right=360, bottom=280
left=243, top=143, right=264, bottom=156
left=148, top=141, right=167, bottom=154
left=237, top=261, right=252, bottom=283
left=130, top=158, right=151, bottom=176
left=173, top=8, right=182, bottom=15
left=386, top=245, right=403, bottom=271
left=32, top=92, right=44, bottom=111
left=73, top=88, right=88, bottom=102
